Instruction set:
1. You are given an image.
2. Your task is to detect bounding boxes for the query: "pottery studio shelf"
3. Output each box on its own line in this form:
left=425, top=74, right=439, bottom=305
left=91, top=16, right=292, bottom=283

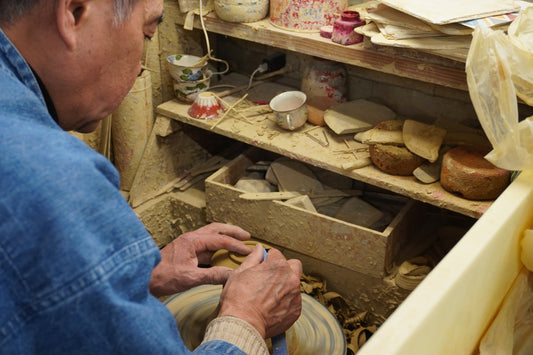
left=175, top=13, right=468, bottom=91
left=157, top=99, right=492, bottom=219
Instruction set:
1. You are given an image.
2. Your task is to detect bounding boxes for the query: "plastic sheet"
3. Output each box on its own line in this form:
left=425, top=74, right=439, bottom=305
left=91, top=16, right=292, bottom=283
left=466, top=7, right=533, bottom=171
left=479, top=268, right=533, bottom=355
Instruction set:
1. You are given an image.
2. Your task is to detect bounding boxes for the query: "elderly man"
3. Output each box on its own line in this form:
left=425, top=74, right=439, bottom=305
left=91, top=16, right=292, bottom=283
left=0, top=0, right=302, bottom=354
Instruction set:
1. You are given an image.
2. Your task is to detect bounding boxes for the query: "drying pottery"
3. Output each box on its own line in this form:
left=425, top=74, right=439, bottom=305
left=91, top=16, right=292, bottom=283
left=187, top=91, right=224, bottom=119
left=164, top=285, right=347, bottom=355
left=306, top=96, right=339, bottom=126
left=167, top=54, right=208, bottom=82
left=211, top=240, right=273, bottom=268
left=403, top=119, right=447, bottom=163
left=301, top=57, right=347, bottom=104
left=331, top=11, right=365, bottom=45
left=173, top=71, right=212, bottom=103
left=440, top=145, right=510, bottom=200
left=369, top=144, right=426, bottom=176
left=234, top=177, right=276, bottom=193
left=285, top=195, right=317, bottom=212
left=268, top=157, right=323, bottom=194
left=412, top=146, right=449, bottom=184
left=394, top=256, right=432, bottom=291
left=270, top=0, right=347, bottom=32
left=354, top=119, right=405, bottom=145
left=413, top=161, right=442, bottom=184
left=214, top=0, right=268, bottom=23
left=320, top=25, right=334, bottom=38
left=269, top=91, right=308, bottom=131
left=333, top=197, right=384, bottom=228
left=324, top=99, right=396, bottom=135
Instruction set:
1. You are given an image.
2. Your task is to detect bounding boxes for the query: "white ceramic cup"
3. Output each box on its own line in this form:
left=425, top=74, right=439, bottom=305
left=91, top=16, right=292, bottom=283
left=167, top=54, right=230, bottom=82
left=167, top=54, right=207, bottom=82
left=269, top=91, right=308, bottom=130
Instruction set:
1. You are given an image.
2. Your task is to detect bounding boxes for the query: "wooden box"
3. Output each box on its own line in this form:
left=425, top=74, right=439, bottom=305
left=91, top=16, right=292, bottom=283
left=205, top=148, right=420, bottom=279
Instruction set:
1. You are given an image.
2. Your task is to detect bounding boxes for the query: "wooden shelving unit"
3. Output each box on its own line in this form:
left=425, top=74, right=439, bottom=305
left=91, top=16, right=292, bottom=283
left=175, top=13, right=468, bottom=91
left=157, top=99, right=492, bottom=219
left=162, top=12, right=493, bottom=219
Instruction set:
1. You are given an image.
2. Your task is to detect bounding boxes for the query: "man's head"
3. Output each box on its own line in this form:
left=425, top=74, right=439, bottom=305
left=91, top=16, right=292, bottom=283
left=1, top=0, right=164, bottom=133
left=0, top=0, right=142, bottom=26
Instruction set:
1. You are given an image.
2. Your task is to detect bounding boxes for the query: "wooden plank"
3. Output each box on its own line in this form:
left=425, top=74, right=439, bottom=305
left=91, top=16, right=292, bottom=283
left=174, top=14, right=468, bottom=91
left=359, top=170, right=533, bottom=354
left=157, top=99, right=493, bottom=218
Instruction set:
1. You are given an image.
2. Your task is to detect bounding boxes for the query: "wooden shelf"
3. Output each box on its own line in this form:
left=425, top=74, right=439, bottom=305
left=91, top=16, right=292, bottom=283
left=176, top=13, right=468, bottom=91
left=157, top=99, right=492, bottom=219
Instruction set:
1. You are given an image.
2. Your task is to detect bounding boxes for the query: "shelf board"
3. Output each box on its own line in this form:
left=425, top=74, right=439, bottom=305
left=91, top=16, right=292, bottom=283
left=157, top=99, right=492, bottom=219
left=176, top=14, right=468, bottom=91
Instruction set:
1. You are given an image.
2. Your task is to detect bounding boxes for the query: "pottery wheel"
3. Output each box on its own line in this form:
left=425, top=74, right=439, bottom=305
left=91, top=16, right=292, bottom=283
left=164, top=284, right=346, bottom=355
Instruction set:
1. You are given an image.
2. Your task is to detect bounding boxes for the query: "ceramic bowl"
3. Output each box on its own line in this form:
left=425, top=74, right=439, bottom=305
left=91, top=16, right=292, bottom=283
left=211, top=240, right=273, bottom=268
left=214, top=0, right=269, bottom=23
left=167, top=54, right=207, bottom=82
left=269, top=90, right=308, bottom=130
left=173, top=71, right=212, bottom=103
left=187, top=91, right=225, bottom=119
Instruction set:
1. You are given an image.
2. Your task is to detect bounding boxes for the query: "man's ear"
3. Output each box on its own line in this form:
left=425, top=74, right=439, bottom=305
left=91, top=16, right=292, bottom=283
left=56, top=0, right=88, bottom=50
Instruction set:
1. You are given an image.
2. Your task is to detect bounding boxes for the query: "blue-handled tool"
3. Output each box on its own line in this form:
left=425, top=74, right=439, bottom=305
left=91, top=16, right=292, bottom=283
left=259, top=245, right=290, bottom=355
left=272, top=333, right=289, bottom=355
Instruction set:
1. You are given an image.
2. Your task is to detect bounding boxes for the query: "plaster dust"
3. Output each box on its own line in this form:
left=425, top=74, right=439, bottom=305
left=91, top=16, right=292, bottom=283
left=112, top=69, right=154, bottom=191
left=135, top=187, right=207, bottom=248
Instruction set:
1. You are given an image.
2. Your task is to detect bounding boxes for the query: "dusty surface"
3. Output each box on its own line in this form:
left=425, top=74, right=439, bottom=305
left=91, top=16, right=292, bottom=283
left=128, top=115, right=212, bottom=208
left=158, top=91, right=494, bottom=218
left=135, top=188, right=207, bottom=247
left=204, top=149, right=419, bottom=278
left=112, top=70, right=154, bottom=191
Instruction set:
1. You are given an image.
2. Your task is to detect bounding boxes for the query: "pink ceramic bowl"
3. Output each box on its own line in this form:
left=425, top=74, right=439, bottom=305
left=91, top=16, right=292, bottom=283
left=187, top=91, right=225, bottom=119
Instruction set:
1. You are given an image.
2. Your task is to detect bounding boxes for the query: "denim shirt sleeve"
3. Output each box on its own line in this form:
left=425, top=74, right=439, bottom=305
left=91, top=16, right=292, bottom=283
left=0, top=125, right=253, bottom=354
left=0, top=29, right=251, bottom=354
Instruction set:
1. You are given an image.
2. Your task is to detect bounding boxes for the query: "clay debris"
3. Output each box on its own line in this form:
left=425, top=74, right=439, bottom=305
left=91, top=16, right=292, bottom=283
left=234, top=156, right=404, bottom=231
left=300, top=274, right=377, bottom=354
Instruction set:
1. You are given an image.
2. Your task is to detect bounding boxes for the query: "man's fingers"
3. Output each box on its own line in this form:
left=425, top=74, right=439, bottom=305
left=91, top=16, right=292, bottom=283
left=287, top=259, right=303, bottom=276
left=199, top=234, right=252, bottom=257
left=236, top=244, right=265, bottom=271
left=201, top=266, right=234, bottom=285
left=202, top=222, right=251, bottom=241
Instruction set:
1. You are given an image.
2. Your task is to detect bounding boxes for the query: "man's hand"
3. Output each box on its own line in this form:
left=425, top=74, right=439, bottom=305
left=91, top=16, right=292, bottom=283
left=149, top=223, right=252, bottom=297
left=217, top=245, right=303, bottom=339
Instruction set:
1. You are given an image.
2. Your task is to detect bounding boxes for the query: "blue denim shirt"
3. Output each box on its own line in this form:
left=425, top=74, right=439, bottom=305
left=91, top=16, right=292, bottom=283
left=0, top=28, right=245, bottom=354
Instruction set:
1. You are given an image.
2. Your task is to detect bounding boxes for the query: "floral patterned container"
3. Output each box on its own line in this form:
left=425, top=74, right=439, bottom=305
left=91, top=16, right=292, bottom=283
left=270, top=0, right=347, bottom=32
left=214, top=0, right=269, bottom=23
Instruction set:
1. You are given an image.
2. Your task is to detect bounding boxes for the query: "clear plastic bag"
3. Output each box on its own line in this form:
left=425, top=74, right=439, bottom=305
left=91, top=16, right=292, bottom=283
left=466, top=7, right=533, bottom=171
left=509, top=7, right=533, bottom=106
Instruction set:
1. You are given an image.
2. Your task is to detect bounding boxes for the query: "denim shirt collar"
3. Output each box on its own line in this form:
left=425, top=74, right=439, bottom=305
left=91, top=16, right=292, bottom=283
left=0, top=27, right=59, bottom=123
left=0, top=27, right=45, bottom=105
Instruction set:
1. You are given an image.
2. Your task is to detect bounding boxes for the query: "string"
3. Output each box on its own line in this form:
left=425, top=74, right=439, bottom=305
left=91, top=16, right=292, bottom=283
left=199, top=0, right=229, bottom=75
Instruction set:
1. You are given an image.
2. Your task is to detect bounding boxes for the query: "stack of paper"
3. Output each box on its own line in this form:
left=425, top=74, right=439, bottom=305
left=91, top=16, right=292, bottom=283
left=354, top=0, right=529, bottom=62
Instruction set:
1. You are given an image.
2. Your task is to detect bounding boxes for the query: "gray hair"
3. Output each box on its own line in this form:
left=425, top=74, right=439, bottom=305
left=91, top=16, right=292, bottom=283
left=0, top=0, right=143, bottom=26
